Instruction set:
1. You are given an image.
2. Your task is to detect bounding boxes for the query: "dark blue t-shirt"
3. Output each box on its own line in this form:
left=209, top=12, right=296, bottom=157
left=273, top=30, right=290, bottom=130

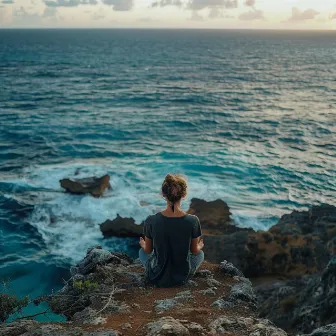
left=143, top=212, right=202, bottom=287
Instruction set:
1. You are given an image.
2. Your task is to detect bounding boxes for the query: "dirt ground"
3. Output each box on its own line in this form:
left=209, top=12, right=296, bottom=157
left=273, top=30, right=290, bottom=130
left=84, top=261, right=256, bottom=336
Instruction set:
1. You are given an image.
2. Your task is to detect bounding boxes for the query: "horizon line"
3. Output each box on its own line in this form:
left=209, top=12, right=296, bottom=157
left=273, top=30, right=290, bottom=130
left=0, top=27, right=335, bottom=32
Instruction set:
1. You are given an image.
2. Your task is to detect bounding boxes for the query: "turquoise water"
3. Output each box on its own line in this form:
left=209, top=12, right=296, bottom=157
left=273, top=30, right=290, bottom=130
left=0, top=29, right=335, bottom=320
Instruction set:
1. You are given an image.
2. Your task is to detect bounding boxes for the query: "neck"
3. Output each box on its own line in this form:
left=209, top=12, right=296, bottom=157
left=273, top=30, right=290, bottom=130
left=165, top=201, right=183, bottom=214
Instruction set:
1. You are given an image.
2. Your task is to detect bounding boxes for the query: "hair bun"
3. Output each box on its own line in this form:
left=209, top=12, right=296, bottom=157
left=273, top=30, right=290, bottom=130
left=161, top=174, right=188, bottom=208
left=165, top=174, right=175, bottom=183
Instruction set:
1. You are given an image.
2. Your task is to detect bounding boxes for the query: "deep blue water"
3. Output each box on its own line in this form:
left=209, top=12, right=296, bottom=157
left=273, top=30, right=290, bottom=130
left=0, top=29, right=335, bottom=320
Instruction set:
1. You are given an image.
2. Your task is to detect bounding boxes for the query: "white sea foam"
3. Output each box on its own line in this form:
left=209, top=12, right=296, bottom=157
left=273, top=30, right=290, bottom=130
left=3, top=160, right=278, bottom=263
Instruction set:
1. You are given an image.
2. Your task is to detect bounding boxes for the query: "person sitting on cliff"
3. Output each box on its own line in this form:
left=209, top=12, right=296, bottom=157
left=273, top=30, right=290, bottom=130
left=139, top=173, right=204, bottom=287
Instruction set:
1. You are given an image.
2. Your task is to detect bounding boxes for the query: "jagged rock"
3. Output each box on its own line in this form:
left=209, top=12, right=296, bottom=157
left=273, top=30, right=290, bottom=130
left=185, top=280, right=198, bottom=287
left=154, top=298, right=183, bottom=312
left=60, top=174, right=111, bottom=197
left=100, top=215, right=143, bottom=238
left=120, top=322, right=132, bottom=330
left=229, top=277, right=257, bottom=308
left=303, top=324, right=336, bottom=336
left=0, top=320, right=121, bottom=336
left=47, top=247, right=137, bottom=320
left=199, top=288, right=216, bottom=296
left=186, top=198, right=233, bottom=231
left=0, top=320, right=38, bottom=336
left=219, top=260, right=244, bottom=277
left=202, top=230, right=252, bottom=270
left=118, top=270, right=146, bottom=287
left=211, top=277, right=256, bottom=311
left=70, top=246, right=129, bottom=276
left=204, top=204, right=335, bottom=277
left=36, top=246, right=282, bottom=336
left=255, top=256, right=336, bottom=334
left=208, top=316, right=288, bottom=336
left=211, top=298, right=235, bottom=309
left=195, top=270, right=212, bottom=278
left=206, top=278, right=221, bottom=287
left=72, top=307, right=106, bottom=325
left=182, top=321, right=205, bottom=333
left=273, top=204, right=336, bottom=238
left=145, top=317, right=190, bottom=336
left=175, top=290, right=192, bottom=297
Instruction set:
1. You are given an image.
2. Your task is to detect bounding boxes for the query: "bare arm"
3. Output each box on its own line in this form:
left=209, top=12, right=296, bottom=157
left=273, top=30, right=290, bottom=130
left=190, top=237, right=204, bottom=254
left=139, top=236, right=153, bottom=254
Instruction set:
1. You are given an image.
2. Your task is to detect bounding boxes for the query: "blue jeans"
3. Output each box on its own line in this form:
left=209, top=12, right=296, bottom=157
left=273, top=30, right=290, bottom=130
left=138, top=248, right=204, bottom=275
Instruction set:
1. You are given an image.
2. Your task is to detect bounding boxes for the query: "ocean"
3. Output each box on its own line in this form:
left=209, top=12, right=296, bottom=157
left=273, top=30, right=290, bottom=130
left=0, top=29, right=335, bottom=320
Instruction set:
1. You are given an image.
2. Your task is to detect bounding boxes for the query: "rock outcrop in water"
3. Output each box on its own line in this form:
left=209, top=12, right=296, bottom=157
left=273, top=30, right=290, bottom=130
left=99, top=197, right=236, bottom=238
left=186, top=198, right=234, bottom=233
left=60, top=174, right=111, bottom=197
left=99, top=199, right=335, bottom=280
left=202, top=204, right=336, bottom=278
left=100, top=215, right=144, bottom=238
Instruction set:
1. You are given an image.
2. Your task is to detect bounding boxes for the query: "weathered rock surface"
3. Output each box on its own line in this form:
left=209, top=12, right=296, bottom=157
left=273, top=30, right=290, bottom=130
left=302, top=324, right=336, bottom=336
left=60, top=174, right=110, bottom=197
left=0, top=320, right=121, bottom=336
left=255, top=256, right=336, bottom=335
left=187, top=202, right=335, bottom=336
left=230, top=277, right=257, bottom=308
left=98, top=200, right=335, bottom=281
left=25, top=246, right=284, bottom=336
left=204, top=204, right=336, bottom=278
left=219, top=260, right=245, bottom=277
left=208, top=316, right=288, bottom=336
left=211, top=276, right=257, bottom=311
left=3, top=202, right=335, bottom=336
left=186, top=198, right=233, bottom=231
left=145, top=317, right=190, bottom=336
left=100, top=215, right=143, bottom=238
left=2, top=245, right=332, bottom=336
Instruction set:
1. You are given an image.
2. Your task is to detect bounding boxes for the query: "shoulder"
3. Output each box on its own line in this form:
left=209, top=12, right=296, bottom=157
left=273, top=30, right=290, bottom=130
left=145, top=213, right=157, bottom=224
left=185, top=214, right=200, bottom=225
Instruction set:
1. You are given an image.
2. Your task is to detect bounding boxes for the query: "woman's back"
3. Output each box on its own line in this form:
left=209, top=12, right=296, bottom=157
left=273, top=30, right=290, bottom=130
left=143, top=212, right=201, bottom=287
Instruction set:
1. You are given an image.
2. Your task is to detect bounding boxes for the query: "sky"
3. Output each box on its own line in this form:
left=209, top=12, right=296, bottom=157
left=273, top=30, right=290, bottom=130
left=0, top=0, right=335, bottom=29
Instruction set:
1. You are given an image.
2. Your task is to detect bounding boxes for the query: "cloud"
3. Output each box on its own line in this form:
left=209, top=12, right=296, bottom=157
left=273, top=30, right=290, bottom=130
left=137, top=17, right=158, bottom=21
left=9, top=5, right=62, bottom=26
left=2, top=0, right=14, bottom=4
left=43, top=6, right=57, bottom=16
left=208, top=8, right=233, bottom=18
left=92, top=11, right=104, bottom=19
left=151, top=0, right=182, bottom=8
left=288, top=7, right=319, bottom=21
left=44, top=0, right=98, bottom=7
left=189, top=10, right=204, bottom=20
left=12, top=6, right=42, bottom=25
left=239, top=9, right=263, bottom=20
left=102, top=0, right=133, bottom=11
left=45, top=0, right=133, bottom=10
left=245, top=0, right=255, bottom=7
left=187, top=0, right=237, bottom=11
left=43, top=6, right=62, bottom=23
left=208, top=7, right=222, bottom=18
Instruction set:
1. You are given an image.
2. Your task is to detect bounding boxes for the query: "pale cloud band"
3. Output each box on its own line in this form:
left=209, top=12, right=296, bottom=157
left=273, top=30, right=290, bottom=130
left=44, top=0, right=98, bottom=6
left=44, top=0, right=132, bottom=10
left=0, top=0, right=335, bottom=28
left=288, top=7, right=320, bottom=21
